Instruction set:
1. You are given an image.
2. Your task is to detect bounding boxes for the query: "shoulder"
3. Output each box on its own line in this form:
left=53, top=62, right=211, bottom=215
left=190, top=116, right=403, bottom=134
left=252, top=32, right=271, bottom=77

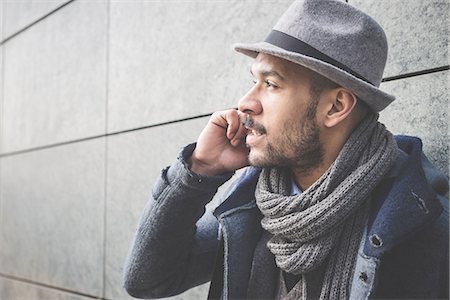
left=369, top=135, right=449, bottom=298
left=368, top=135, right=448, bottom=249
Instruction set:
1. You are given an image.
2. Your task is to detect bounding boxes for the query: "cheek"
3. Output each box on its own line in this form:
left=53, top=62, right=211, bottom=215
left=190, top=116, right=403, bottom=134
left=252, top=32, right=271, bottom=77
left=275, top=102, right=304, bottom=121
left=261, top=93, right=305, bottom=131
left=269, top=111, right=301, bottom=135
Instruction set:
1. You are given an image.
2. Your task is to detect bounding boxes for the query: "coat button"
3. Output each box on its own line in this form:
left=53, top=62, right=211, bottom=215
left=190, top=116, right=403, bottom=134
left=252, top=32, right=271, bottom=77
left=370, top=234, right=383, bottom=248
left=359, top=272, right=368, bottom=283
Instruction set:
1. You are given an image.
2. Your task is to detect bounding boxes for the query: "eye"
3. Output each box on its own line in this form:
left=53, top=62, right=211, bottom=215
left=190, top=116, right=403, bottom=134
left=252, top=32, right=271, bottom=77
left=264, top=80, right=278, bottom=88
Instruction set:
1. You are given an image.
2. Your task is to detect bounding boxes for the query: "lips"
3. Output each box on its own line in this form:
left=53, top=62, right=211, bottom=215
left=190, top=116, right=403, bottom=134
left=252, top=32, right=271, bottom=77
left=247, top=128, right=262, bottom=136
left=239, top=113, right=266, bottom=146
left=242, top=120, right=265, bottom=146
left=241, top=114, right=266, bottom=136
left=245, top=129, right=264, bottom=146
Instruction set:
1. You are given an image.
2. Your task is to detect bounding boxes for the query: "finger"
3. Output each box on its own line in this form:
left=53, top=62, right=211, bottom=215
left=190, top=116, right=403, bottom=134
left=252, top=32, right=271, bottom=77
left=230, top=111, right=249, bottom=146
left=224, top=110, right=241, bottom=140
left=231, top=119, right=248, bottom=146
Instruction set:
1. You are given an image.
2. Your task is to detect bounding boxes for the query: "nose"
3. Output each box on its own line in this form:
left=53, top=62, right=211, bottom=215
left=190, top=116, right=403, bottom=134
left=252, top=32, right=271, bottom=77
left=238, top=86, right=263, bottom=115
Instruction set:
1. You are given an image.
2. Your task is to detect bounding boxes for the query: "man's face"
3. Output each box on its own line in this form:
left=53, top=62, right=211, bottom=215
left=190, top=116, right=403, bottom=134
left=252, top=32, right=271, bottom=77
left=238, top=53, right=324, bottom=175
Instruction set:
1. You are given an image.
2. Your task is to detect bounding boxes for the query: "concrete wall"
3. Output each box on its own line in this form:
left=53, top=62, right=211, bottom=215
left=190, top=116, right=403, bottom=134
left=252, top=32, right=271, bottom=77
left=0, top=1, right=448, bottom=299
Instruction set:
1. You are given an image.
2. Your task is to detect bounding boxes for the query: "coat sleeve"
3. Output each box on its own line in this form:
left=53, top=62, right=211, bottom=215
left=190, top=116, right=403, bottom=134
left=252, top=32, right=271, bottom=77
left=122, top=143, right=234, bottom=298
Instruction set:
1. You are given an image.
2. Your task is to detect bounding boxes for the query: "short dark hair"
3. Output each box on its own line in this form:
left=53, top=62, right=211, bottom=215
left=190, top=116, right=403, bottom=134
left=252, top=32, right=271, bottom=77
left=309, top=71, right=340, bottom=96
left=306, top=72, right=340, bottom=120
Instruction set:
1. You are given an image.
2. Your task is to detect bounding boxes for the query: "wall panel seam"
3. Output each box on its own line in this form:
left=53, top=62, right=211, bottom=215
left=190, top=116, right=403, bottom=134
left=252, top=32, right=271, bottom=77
left=0, top=273, right=111, bottom=300
left=0, top=112, right=214, bottom=158
left=0, top=0, right=77, bottom=46
left=382, top=65, right=450, bottom=83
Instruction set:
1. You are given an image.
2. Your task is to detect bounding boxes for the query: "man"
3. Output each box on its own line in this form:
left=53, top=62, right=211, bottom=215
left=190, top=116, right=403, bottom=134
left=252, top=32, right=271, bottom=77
left=123, top=0, right=449, bottom=299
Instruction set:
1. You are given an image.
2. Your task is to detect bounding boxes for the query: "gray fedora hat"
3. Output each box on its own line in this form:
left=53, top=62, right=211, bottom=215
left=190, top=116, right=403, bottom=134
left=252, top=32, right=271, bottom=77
left=234, top=0, right=395, bottom=112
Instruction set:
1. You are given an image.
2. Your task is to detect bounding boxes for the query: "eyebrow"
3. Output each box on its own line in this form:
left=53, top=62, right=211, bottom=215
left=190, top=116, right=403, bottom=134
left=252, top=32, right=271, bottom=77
left=250, top=68, right=286, bottom=82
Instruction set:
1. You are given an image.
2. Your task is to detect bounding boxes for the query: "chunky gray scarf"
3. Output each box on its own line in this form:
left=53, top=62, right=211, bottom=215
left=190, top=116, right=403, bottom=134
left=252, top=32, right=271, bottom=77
left=255, top=113, right=398, bottom=299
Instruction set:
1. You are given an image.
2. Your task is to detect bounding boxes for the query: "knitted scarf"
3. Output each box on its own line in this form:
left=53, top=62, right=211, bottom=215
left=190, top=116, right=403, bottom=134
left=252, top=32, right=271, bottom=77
left=255, top=113, right=398, bottom=299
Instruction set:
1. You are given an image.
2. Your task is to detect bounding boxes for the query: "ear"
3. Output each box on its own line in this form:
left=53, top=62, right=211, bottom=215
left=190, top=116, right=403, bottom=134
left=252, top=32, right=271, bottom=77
left=324, top=89, right=357, bottom=128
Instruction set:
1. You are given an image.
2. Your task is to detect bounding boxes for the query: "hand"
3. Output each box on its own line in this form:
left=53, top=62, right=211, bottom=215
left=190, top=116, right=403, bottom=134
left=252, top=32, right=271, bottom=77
left=189, top=109, right=249, bottom=176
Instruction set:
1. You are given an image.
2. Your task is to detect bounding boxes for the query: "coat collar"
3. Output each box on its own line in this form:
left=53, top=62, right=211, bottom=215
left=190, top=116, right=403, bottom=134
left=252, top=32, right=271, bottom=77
left=212, top=167, right=264, bottom=299
left=214, top=167, right=261, bottom=218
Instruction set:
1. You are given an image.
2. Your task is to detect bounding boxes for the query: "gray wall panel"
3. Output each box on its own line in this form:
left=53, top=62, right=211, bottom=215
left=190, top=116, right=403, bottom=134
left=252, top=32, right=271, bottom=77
left=1, top=0, right=107, bottom=154
left=0, top=139, right=105, bottom=296
left=0, top=45, right=2, bottom=154
left=0, top=0, right=3, bottom=41
left=380, top=71, right=449, bottom=177
left=350, top=0, right=449, bottom=77
left=0, top=277, right=94, bottom=300
left=0, top=0, right=3, bottom=42
left=0, top=44, right=2, bottom=245
left=2, top=0, right=71, bottom=39
left=0, top=44, right=2, bottom=241
left=108, top=0, right=291, bottom=133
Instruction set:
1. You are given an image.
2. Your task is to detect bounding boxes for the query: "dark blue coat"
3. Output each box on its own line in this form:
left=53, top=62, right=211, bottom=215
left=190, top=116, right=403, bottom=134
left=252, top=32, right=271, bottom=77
left=123, top=136, right=449, bottom=299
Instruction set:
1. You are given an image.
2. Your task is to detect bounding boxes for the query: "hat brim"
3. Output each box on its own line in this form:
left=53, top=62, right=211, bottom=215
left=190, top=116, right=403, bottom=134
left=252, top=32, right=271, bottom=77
left=234, top=42, right=395, bottom=112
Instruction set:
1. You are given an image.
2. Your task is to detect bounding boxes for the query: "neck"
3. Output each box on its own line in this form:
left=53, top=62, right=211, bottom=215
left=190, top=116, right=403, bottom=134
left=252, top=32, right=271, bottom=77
left=291, top=107, right=371, bottom=190
left=293, top=125, right=354, bottom=190
left=292, top=165, right=328, bottom=191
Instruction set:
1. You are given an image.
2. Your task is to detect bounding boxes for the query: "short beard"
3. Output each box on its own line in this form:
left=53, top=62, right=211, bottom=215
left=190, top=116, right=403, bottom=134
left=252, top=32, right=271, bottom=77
left=248, top=87, right=324, bottom=176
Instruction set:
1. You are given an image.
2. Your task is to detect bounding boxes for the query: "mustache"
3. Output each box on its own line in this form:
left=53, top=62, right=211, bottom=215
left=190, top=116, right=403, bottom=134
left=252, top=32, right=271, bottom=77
left=241, top=115, right=267, bottom=135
